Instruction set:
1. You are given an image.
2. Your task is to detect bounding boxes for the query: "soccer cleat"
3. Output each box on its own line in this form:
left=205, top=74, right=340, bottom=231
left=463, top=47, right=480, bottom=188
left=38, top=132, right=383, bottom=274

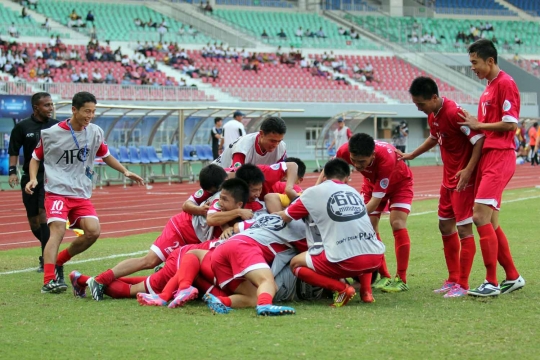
left=434, top=280, right=456, bottom=294
left=136, top=293, right=167, bottom=307
left=154, top=263, right=165, bottom=273
left=37, top=256, right=44, bottom=273
left=500, top=275, right=525, bottom=295
left=55, top=265, right=65, bottom=285
left=381, top=276, right=409, bottom=293
left=69, top=270, right=87, bottom=298
left=331, top=285, right=356, bottom=307
left=41, top=279, right=67, bottom=294
left=372, top=277, right=392, bottom=290
left=86, top=277, right=105, bottom=301
left=168, top=286, right=199, bottom=309
left=467, top=281, right=500, bottom=297
left=256, top=304, right=296, bottom=316
left=360, top=291, right=375, bottom=303
left=444, top=284, right=468, bottom=298
left=203, top=293, right=232, bottom=314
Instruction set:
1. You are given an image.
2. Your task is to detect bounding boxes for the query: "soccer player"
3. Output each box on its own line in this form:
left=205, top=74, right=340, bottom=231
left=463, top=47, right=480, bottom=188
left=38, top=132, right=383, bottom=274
left=264, top=157, right=306, bottom=212
left=402, top=76, right=485, bottom=298
left=457, top=39, right=525, bottom=296
left=25, top=92, right=144, bottom=294
left=74, top=178, right=250, bottom=300
left=279, top=158, right=385, bottom=306
left=8, top=92, right=59, bottom=272
left=213, top=116, right=287, bottom=169
left=84, top=165, right=228, bottom=300
left=326, top=133, right=414, bottom=292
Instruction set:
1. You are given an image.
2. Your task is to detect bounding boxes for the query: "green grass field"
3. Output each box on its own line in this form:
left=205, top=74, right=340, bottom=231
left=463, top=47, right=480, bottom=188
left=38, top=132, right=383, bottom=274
left=1, top=188, right=539, bottom=359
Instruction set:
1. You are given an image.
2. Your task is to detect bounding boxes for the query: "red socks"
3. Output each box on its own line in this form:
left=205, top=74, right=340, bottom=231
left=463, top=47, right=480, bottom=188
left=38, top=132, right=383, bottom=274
left=359, top=273, right=372, bottom=295
left=458, top=235, right=476, bottom=290
left=376, top=233, right=391, bottom=278
left=393, top=228, right=410, bottom=283
left=294, top=266, right=346, bottom=292
left=158, top=272, right=180, bottom=302
left=477, top=223, right=498, bottom=285
left=104, top=280, right=131, bottom=298
left=56, top=249, right=72, bottom=266
left=95, top=269, right=116, bottom=286
left=44, top=263, right=55, bottom=284
left=442, top=232, right=461, bottom=284
left=257, top=292, right=273, bottom=306
left=178, top=253, right=201, bottom=290
left=76, top=274, right=91, bottom=287
left=217, top=296, right=232, bottom=307
left=495, top=226, right=519, bottom=281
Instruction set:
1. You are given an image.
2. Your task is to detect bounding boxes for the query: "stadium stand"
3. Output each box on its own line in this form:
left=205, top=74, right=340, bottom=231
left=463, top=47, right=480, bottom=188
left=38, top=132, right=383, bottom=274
left=211, top=9, right=384, bottom=50
left=506, top=0, right=540, bottom=16
left=181, top=0, right=294, bottom=8
left=348, top=15, right=540, bottom=53
left=434, top=0, right=515, bottom=15
left=512, top=58, right=540, bottom=78
left=32, top=1, right=213, bottom=43
left=0, top=3, right=68, bottom=38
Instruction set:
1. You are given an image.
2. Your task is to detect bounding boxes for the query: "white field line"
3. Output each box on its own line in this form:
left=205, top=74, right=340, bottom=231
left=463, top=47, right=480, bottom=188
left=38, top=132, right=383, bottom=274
left=1, top=195, right=539, bottom=276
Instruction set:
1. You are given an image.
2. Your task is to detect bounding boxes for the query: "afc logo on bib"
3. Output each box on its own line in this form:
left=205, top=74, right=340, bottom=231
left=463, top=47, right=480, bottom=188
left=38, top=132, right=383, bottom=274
left=326, top=191, right=366, bottom=222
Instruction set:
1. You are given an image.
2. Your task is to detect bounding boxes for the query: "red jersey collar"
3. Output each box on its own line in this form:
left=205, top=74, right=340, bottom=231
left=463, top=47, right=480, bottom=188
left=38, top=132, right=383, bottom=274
left=487, top=70, right=502, bottom=86
left=254, top=133, right=266, bottom=156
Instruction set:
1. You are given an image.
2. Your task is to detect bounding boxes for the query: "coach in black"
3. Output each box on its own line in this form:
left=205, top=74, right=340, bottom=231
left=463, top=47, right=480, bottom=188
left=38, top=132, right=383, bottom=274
left=210, top=116, right=223, bottom=160
left=8, top=92, right=59, bottom=272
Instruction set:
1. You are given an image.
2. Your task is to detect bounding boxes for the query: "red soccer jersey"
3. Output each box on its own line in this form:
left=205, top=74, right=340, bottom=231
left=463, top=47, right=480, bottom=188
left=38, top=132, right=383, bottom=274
left=271, top=181, right=303, bottom=194
left=335, top=141, right=412, bottom=198
left=477, top=71, right=520, bottom=150
left=169, top=211, right=199, bottom=244
left=429, top=97, right=484, bottom=189
left=186, top=188, right=214, bottom=206
left=258, top=162, right=287, bottom=198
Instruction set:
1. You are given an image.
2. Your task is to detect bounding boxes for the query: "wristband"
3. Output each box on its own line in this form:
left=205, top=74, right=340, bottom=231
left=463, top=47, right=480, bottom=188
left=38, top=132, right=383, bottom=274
left=9, top=166, right=17, bottom=176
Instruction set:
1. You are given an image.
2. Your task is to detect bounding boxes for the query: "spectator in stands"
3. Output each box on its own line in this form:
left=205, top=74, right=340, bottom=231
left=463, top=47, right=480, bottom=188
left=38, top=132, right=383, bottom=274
left=241, top=48, right=250, bottom=60
left=147, top=18, right=157, bottom=28
left=89, top=25, right=97, bottom=41
left=185, top=62, right=199, bottom=78
left=338, top=27, right=349, bottom=36
left=179, top=77, right=187, bottom=87
left=514, top=35, right=523, bottom=45
left=21, top=6, right=30, bottom=19
left=86, top=10, right=95, bottom=23
left=274, top=28, right=286, bottom=38
left=485, top=22, right=493, bottom=31
left=41, top=18, right=50, bottom=31
left=316, top=27, right=326, bottom=38
left=327, top=51, right=336, bottom=62
left=295, top=27, right=304, bottom=38
left=70, top=68, right=81, bottom=83
left=204, top=2, right=213, bottom=13
left=69, top=48, right=79, bottom=60
left=164, top=76, right=174, bottom=86
left=8, top=23, right=19, bottom=38
left=331, top=59, right=342, bottom=72
left=105, top=69, right=116, bottom=84
left=211, top=66, right=219, bottom=82
left=305, top=28, right=315, bottom=38
left=363, top=62, right=373, bottom=73
left=513, top=53, right=521, bottom=64
left=121, top=55, right=130, bottom=66
left=177, top=25, right=185, bottom=36
left=157, top=23, right=167, bottom=43
left=28, top=0, right=38, bottom=10
left=121, top=74, right=133, bottom=85
left=503, top=40, right=511, bottom=51
left=70, top=9, right=80, bottom=21
left=350, top=28, right=359, bottom=40
left=92, top=68, right=103, bottom=83
left=261, top=29, right=269, bottom=39
left=79, top=68, right=89, bottom=83
left=34, top=46, right=43, bottom=59
left=187, top=25, right=197, bottom=37
left=491, top=35, right=498, bottom=45
left=134, top=18, right=144, bottom=28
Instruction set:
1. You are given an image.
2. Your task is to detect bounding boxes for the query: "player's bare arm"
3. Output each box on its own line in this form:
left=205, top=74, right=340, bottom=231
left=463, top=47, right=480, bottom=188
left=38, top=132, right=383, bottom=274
left=397, top=137, right=438, bottom=161
left=25, top=158, right=40, bottom=195
left=458, top=109, right=517, bottom=132
left=219, top=226, right=235, bottom=239
left=455, top=137, right=485, bottom=192
left=102, top=155, right=144, bottom=185
left=315, top=169, right=326, bottom=185
left=366, top=196, right=383, bottom=215
left=283, top=161, right=299, bottom=200
left=182, top=199, right=210, bottom=216
left=206, top=208, right=253, bottom=227
left=8, top=155, right=19, bottom=188
left=276, top=210, right=293, bottom=223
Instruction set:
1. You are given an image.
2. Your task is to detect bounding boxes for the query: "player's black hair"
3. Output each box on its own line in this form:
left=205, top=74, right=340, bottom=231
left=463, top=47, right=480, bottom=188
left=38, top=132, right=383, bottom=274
left=468, top=39, right=498, bottom=64
left=236, top=163, right=265, bottom=186
left=409, top=77, right=439, bottom=99
left=324, top=158, right=350, bottom=180
left=214, top=117, right=223, bottom=124
left=72, top=91, right=97, bottom=110
left=348, top=133, right=375, bottom=157
left=221, top=178, right=249, bottom=206
left=31, top=92, right=52, bottom=109
left=199, top=164, right=228, bottom=191
left=260, top=116, right=287, bottom=135
left=285, top=157, right=306, bottom=178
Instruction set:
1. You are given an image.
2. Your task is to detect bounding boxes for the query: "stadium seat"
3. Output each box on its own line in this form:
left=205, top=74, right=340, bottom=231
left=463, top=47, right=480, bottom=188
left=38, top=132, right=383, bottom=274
left=138, top=146, right=151, bottom=164
left=108, top=146, right=120, bottom=161
left=183, top=145, right=199, bottom=161
left=118, top=146, right=132, bottom=163
left=197, top=145, right=214, bottom=161
left=169, top=145, right=180, bottom=162
left=145, top=146, right=162, bottom=163
left=128, top=146, right=141, bottom=164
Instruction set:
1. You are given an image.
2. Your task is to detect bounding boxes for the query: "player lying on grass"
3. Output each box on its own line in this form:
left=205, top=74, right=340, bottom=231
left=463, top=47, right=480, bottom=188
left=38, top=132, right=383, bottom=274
left=70, top=179, right=253, bottom=300
left=279, top=158, right=385, bottom=306
left=403, top=76, right=484, bottom=298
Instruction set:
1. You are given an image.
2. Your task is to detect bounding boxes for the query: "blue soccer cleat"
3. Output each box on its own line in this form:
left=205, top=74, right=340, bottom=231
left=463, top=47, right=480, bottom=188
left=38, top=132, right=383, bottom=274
left=69, top=270, right=87, bottom=298
left=203, top=293, right=232, bottom=314
left=256, top=304, right=296, bottom=316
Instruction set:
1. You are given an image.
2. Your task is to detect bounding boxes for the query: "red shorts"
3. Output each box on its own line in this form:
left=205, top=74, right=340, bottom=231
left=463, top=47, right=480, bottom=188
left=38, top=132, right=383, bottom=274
left=150, top=218, right=187, bottom=262
left=306, top=250, right=383, bottom=279
left=211, top=236, right=270, bottom=292
left=145, top=245, right=184, bottom=294
left=362, top=179, right=414, bottom=217
left=475, top=149, right=515, bottom=210
left=438, top=184, right=474, bottom=225
left=45, top=193, right=98, bottom=228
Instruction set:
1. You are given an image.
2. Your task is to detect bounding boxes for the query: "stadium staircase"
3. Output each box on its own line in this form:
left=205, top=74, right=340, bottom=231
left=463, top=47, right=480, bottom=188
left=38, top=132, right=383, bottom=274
left=491, top=0, right=536, bottom=19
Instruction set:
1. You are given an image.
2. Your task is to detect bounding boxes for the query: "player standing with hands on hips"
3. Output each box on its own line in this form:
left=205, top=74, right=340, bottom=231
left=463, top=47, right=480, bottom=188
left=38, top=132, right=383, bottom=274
left=25, top=92, right=144, bottom=294
left=457, top=39, right=525, bottom=296
left=8, top=92, right=59, bottom=272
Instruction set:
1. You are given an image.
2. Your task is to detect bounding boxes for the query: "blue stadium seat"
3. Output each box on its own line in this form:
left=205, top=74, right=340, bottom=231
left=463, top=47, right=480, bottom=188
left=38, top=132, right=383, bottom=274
left=183, top=145, right=199, bottom=161
left=169, top=144, right=180, bottom=162
left=118, top=146, right=131, bottom=163
left=196, top=145, right=213, bottom=161
left=161, top=144, right=173, bottom=162
left=146, top=146, right=162, bottom=163
left=138, top=146, right=151, bottom=164
left=128, top=146, right=142, bottom=164
left=108, top=146, right=120, bottom=160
